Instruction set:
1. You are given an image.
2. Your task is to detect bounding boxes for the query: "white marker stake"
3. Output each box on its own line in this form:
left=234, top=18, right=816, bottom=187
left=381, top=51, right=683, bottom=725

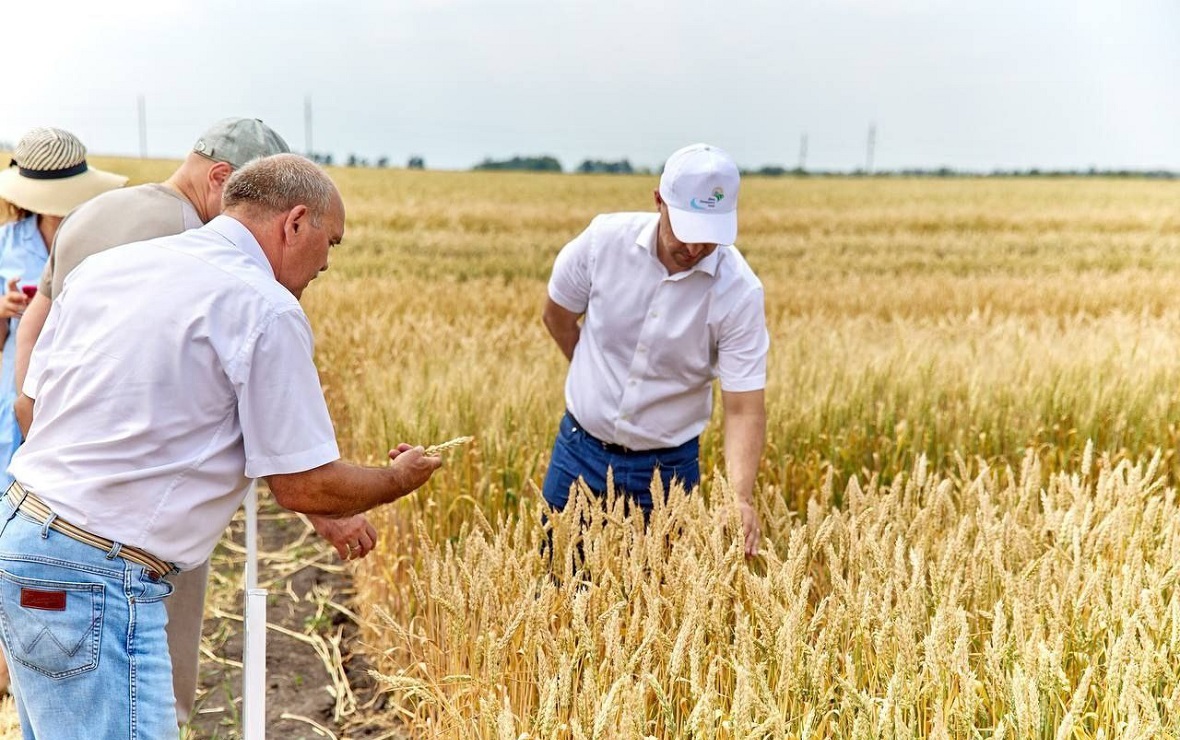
left=245, top=481, right=260, bottom=591
left=243, top=481, right=267, bottom=739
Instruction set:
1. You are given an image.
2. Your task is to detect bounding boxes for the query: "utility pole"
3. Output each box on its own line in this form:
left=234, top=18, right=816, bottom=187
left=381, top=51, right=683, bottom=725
left=304, top=95, right=313, bottom=157
left=137, top=95, right=147, bottom=159
left=798, top=133, right=808, bottom=172
left=865, top=123, right=876, bottom=174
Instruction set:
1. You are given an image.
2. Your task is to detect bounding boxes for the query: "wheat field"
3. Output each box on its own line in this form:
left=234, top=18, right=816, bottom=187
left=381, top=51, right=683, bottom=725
left=5, top=155, right=1180, bottom=737
left=325, top=169, right=1180, bottom=738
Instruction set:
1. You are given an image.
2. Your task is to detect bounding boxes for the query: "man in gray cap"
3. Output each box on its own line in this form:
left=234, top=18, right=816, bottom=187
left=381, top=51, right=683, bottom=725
left=24, top=117, right=289, bottom=304
left=10, top=118, right=369, bottom=726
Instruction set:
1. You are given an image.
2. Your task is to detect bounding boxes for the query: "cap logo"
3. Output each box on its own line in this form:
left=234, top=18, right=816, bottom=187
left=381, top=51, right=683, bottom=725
left=689, top=186, right=726, bottom=211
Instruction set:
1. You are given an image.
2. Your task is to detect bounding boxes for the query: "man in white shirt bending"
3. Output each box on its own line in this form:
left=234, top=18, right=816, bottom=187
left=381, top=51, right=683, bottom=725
left=542, top=143, right=769, bottom=556
left=0, top=154, right=442, bottom=739
left=10, top=117, right=367, bottom=727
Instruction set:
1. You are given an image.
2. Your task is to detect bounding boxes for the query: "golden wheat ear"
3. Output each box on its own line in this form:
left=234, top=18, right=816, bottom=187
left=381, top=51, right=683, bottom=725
left=424, top=435, right=475, bottom=456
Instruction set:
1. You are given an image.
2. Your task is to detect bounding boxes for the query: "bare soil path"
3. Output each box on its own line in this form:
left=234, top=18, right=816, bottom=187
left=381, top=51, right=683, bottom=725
left=187, top=496, right=401, bottom=740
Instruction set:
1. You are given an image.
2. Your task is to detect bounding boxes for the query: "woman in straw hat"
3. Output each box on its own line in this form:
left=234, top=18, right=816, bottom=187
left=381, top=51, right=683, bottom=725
left=0, top=130, right=125, bottom=689
left=0, top=129, right=126, bottom=467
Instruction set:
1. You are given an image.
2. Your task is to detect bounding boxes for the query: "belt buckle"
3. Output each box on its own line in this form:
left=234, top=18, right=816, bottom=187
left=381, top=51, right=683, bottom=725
left=602, top=439, right=631, bottom=455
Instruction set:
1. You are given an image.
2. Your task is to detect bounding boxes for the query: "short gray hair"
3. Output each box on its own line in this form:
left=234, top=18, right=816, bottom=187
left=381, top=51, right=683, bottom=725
left=222, top=153, right=336, bottom=223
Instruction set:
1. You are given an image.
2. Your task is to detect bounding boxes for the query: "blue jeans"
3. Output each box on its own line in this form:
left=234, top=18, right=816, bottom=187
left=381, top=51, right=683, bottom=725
left=542, top=411, right=701, bottom=514
left=0, top=492, right=176, bottom=739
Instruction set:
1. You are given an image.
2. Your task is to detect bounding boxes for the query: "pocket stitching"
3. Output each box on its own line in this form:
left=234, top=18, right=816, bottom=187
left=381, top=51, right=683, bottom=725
left=0, top=572, right=104, bottom=679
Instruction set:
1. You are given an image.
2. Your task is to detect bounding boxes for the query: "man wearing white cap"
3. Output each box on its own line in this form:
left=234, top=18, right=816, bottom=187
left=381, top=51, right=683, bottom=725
left=542, top=143, right=768, bottom=556
left=9, top=118, right=370, bottom=726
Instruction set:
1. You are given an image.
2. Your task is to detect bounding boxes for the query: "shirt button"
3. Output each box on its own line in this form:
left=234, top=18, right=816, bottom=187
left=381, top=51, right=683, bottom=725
left=629, top=379, right=637, bottom=386
left=637, top=345, right=646, bottom=352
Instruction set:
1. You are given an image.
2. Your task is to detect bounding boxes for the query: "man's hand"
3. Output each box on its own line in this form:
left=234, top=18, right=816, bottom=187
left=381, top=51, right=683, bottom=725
left=309, top=513, right=378, bottom=561
left=388, top=443, right=442, bottom=492
left=738, top=500, right=762, bottom=557
left=304, top=443, right=440, bottom=561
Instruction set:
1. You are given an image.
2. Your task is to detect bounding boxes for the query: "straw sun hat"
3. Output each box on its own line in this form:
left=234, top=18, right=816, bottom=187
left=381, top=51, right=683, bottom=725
left=0, top=127, right=127, bottom=217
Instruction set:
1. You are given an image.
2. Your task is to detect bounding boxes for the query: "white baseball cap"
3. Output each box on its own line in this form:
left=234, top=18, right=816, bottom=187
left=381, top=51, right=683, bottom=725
left=658, top=143, right=740, bottom=245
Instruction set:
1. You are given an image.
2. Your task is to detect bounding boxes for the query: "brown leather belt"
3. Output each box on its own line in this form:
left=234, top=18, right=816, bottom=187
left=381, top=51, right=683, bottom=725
left=6, top=482, right=176, bottom=579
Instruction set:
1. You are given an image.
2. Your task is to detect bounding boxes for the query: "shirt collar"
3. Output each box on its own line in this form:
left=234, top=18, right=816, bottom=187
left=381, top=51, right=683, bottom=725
left=694, top=246, right=723, bottom=277
left=636, top=217, right=660, bottom=257
left=635, top=214, right=724, bottom=279
left=13, top=215, right=45, bottom=248
left=205, top=215, right=275, bottom=278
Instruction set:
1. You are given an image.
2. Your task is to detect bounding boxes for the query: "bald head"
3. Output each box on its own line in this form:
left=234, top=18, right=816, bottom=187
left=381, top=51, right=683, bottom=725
left=222, top=153, right=341, bottom=225
left=164, top=152, right=236, bottom=224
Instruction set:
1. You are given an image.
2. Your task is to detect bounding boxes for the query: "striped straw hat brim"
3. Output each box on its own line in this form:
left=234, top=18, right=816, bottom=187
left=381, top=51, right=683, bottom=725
left=0, top=127, right=127, bottom=216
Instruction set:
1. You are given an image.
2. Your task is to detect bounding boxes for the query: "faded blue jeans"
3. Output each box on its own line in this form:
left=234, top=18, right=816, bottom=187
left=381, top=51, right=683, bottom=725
left=0, top=491, right=176, bottom=739
left=542, top=411, right=701, bottom=514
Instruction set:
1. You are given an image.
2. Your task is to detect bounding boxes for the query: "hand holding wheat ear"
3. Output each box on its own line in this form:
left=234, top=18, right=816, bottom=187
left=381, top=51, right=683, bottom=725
left=424, top=436, right=474, bottom=455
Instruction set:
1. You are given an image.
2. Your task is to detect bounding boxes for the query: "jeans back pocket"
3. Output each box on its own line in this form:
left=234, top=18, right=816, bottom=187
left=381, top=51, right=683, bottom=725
left=0, top=571, right=104, bottom=679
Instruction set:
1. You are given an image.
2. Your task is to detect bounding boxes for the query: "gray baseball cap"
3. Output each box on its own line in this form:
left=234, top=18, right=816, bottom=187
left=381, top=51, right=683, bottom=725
left=192, top=117, right=290, bottom=168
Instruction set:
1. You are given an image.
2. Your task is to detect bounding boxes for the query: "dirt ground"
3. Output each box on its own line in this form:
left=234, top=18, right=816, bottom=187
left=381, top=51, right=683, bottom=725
left=187, top=496, right=401, bottom=740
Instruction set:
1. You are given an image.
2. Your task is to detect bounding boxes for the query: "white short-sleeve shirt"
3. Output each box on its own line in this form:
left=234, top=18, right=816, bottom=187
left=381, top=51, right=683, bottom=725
left=548, top=212, right=769, bottom=450
left=10, top=215, right=340, bottom=570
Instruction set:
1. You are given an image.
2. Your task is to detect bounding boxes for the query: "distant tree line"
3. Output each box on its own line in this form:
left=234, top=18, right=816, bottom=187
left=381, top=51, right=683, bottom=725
left=339, top=154, right=391, bottom=168
left=470, top=156, right=660, bottom=174
left=738, top=166, right=1179, bottom=179
left=576, top=159, right=634, bottom=174
left=474, top=155, right=562, bottom=172
left=309, top=152, right=427, bottom=170
left=6, top=137, right=1171, bottom=179
left=464, top=156, right=1177, bottom=179
left=214, top=149, right=1180, bottom=180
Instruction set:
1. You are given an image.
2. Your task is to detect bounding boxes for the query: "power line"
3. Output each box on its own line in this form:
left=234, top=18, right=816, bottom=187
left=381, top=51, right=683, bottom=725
left=304, top=95, right=313, bottom=156
left=137, top=95, right=147, bottom=158
left=865, top=123, right=876, bottom=174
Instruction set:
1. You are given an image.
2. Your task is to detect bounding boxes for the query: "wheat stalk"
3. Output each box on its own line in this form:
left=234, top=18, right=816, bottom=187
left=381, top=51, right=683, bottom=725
left=424, top=436, right=474, bottom=456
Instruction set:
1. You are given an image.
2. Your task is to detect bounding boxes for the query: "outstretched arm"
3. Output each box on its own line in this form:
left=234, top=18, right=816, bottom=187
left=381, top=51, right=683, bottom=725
left=722, top=388, right=766, bottom=557
left=266, top=444, right=441, bottom=518
left=304, top=444, right=416, bottom=561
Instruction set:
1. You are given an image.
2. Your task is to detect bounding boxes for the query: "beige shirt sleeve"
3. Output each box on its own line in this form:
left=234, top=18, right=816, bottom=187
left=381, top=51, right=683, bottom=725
left=37, top=249, right=55, bottom=299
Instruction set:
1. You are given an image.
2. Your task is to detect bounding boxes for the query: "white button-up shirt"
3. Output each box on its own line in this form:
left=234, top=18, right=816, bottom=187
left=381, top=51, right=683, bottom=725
left=548, top=212, right=768, bottom=450
left=10, top=215, right=340, bottom=570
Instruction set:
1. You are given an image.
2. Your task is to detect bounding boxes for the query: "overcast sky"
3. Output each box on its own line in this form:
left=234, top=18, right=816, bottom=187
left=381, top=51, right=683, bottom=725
left=2, top=0, right=1176, bottom=172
